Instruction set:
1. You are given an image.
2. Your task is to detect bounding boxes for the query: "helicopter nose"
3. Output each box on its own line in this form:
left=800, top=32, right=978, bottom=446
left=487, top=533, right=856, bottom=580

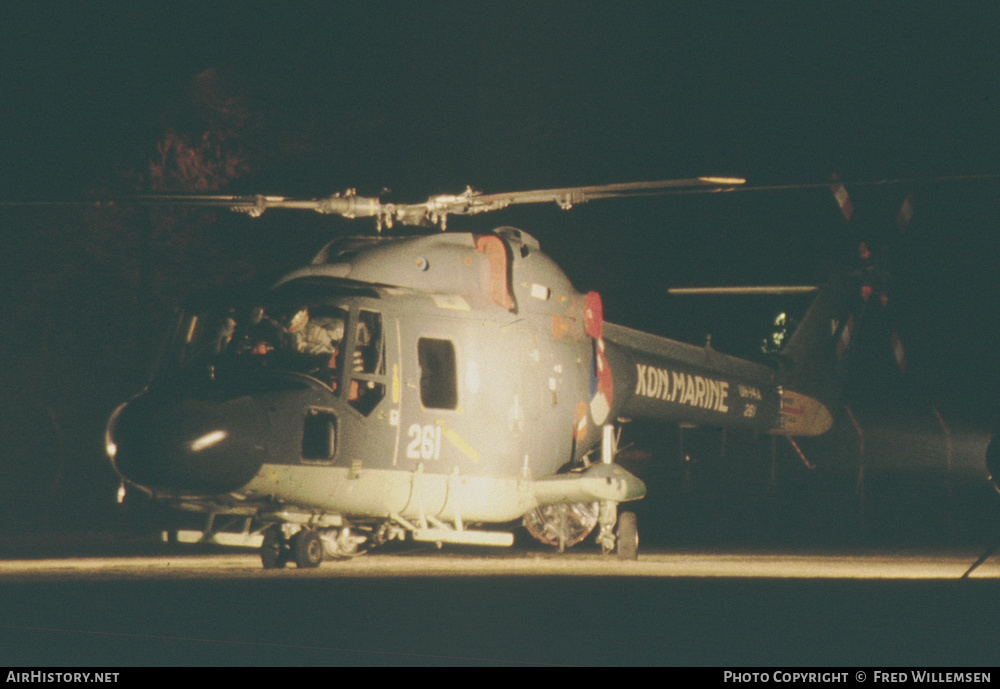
left=109, top=390, right=268, bottom=494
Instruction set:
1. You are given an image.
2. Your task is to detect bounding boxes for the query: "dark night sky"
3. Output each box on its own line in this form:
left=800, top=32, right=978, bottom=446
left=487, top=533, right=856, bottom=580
left=4, top=4, right=999, bottom=190
left=2, top=3, right=1000, bottom=533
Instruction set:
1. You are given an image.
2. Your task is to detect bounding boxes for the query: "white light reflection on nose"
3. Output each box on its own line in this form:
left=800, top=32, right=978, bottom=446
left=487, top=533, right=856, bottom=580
left=190, top=430, right=228, bottom=452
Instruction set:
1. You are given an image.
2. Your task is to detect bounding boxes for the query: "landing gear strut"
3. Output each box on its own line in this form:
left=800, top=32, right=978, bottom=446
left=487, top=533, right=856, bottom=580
left=597, top=500, right=617, bottom=554
left=597, top=423, right=639, bottom=560
left=595, top=501, right=638, bottom=559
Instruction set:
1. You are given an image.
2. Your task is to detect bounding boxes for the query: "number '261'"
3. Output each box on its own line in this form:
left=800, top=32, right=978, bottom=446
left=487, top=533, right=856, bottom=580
left=406, top=423, right=442, bottom=460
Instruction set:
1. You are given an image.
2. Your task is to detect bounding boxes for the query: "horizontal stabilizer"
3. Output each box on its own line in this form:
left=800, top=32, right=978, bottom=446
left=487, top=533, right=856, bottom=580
left=771, top=389, right=834, bottom=436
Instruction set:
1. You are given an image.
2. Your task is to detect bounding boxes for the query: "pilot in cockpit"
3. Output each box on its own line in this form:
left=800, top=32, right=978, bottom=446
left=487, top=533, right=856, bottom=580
left=287, top=309, right=344, bottom=356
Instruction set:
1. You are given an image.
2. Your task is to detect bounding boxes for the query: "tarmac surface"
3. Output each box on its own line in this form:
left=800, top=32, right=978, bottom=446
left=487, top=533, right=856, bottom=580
left=2, top=545, right=1000, bottom=666
left=1, top=548, right=999, bottom=581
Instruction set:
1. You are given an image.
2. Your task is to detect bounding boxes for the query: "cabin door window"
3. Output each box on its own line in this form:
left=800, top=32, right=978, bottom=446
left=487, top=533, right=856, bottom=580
left=417, top=338, right=457, bottom=410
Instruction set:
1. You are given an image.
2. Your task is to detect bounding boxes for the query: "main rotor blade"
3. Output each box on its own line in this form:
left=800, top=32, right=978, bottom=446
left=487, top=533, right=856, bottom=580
left=3, top=173, right=996, bottom=230
left=0, top=177, right=748, bottom=229
left=0, top=192, right=385, bottom=218
left=673, top=173, right=1000, bottom=195
left=668, top=286, right=819, bottom=296
left=129, top=193, right=385, bottom=219
left=465, top=176, right=747, bottom=209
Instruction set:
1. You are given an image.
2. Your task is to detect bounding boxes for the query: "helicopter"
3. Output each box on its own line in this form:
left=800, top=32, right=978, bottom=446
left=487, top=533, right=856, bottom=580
left=102, top=177, right=865, bottom=568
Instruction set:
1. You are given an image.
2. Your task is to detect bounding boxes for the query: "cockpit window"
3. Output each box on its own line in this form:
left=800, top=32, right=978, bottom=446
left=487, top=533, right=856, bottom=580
left=161, top=298, right=351, bottom=391
left=352, top=310, right=384, bottom=375
left=346, top=310, right=387, bottom=416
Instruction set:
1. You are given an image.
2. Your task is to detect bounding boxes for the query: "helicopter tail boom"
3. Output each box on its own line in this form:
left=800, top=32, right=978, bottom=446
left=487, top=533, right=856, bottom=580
left=598, top=264, right=861, bottom=438
left=600, top=322, right=784, bottom=432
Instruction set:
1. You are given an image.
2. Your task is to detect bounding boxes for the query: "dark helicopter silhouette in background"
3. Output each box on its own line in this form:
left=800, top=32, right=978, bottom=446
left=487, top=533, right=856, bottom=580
left=101, top=176, right=873, bottom=568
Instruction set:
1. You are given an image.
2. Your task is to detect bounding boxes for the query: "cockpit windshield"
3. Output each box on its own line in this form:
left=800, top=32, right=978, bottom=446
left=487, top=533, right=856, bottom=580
left=162, top=299, right=349, bottom=386
left=158, top=280, right=387, bottom=414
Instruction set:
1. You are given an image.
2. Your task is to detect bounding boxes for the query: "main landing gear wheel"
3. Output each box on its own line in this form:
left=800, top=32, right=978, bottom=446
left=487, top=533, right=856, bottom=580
left=261, top=526, right=286, bottom=569
left=291, top=528, right=324, bottom=568
left=616, top=511, right=638, bottom=561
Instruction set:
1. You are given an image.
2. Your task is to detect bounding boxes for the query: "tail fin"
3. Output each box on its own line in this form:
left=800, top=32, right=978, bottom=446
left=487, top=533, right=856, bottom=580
left=772, top=268, right=861, bottom=435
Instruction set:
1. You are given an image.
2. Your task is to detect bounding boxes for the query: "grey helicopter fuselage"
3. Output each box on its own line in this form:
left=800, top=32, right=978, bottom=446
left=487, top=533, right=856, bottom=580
left=107, top=225, right=836, bottom=559
left=111, top=228, right=609, bottom=524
